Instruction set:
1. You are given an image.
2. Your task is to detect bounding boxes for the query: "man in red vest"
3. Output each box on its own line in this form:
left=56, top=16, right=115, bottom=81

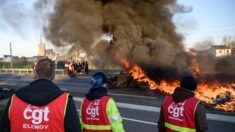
left=0, top=58, right=81, bottom=132
left=80, top=72, right=125, bottom=132
left=158, top=75, right=208, bottom=132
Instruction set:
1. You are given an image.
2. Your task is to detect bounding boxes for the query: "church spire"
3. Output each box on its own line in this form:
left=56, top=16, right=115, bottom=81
left=38, top=32, right=46, bottom=56
left=40, top=32, right=43, bottom=43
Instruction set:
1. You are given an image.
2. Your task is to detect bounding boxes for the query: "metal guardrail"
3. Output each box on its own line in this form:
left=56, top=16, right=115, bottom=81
left=0, top=69, right=121, bottom=76
left=0, top=69, right=65, bottom=76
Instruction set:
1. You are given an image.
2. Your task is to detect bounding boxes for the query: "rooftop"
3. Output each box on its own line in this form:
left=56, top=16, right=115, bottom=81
left=211, top=45, right=230, bottom=49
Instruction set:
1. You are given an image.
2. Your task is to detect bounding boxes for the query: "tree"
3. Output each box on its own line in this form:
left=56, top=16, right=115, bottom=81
left=222, top=35, right=232, bottom=47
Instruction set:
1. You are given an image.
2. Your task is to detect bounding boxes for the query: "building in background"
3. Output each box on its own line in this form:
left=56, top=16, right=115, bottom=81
left=38, top=35, right=46, bottom=57
left=26, top=56, right=43, bottom=62
left=209, top=45, right=232, bottom=58
left=230, top=41, right=235, bottom=55
left=2, top=55, right=19, bottom=62
left=3, top=55, right=11, bottom=62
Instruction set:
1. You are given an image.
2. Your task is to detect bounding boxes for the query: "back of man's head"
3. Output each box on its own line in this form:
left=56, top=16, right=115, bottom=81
left=35, top=58, right=55, bottom=80
left=180, top=75, right=197, bottom=91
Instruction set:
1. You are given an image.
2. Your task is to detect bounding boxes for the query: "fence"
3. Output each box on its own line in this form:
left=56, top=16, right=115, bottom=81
left=0, top=69, right=65, bottom=76
left=0, top=69, right=121, bottom=76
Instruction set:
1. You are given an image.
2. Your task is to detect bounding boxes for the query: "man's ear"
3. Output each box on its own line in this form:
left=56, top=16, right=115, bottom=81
left=50, top=72, right=55, bottom=80
left=34, top=73, right=37, bottom=80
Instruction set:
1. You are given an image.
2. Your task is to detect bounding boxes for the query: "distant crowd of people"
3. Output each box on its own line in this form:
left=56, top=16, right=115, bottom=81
left=64, top=61, right=89, bottom=78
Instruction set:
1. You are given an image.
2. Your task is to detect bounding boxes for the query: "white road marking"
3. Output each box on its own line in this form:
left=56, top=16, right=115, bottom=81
left=76, top=109, right=157, bottom=125
left=116, top=102, right=160, bottom=112
left=74, top=97, right=235, bottom=123
left=61, top=88, right=68, bottom=91
left=109, top=93, right=156, bottom=99
left=0, top=83, right=24, bottom=86
left=74, top=97, right=84, bottom=102
left=122, top=117, right=157, bottom=125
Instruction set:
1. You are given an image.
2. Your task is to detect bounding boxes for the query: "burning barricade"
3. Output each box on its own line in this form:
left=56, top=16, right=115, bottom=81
left=108, top=58, right=235, bottom=112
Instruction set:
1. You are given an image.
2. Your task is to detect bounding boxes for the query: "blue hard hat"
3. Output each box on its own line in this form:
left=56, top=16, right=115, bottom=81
left=90, top=72, right=108, bottom=89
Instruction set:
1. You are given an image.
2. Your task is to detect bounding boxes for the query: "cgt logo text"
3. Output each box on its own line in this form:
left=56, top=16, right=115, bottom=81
left=22, top=105, right=50, bottom=130
left=168, top=102, right=185, bottom=118
left=86, top=106, right=99, bottom=118
left=86, top=101, right=100, bottom=118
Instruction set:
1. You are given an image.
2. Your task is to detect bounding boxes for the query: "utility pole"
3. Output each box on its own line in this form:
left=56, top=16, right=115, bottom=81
left=10, top=42, right=13, bottom=69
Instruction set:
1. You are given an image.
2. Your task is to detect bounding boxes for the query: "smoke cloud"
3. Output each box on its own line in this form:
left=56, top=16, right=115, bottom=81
left=0, top=0, right=48, bottom=37
left=0, top=0, right=29, bottom=35
left=44, top=0, right=193, bottom=80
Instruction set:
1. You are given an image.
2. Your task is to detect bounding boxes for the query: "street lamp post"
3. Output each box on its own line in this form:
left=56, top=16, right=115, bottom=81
left=10, top=42, right=13, bottom=69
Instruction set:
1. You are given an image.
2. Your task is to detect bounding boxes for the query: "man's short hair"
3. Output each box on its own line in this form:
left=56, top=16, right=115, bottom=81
left=35, top=58, right=55, bottom=79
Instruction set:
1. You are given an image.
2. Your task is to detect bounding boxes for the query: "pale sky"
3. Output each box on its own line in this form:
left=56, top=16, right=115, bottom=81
left=176, top=0, right=235, bottom=47
left=0, top=0, right=234, bottom=57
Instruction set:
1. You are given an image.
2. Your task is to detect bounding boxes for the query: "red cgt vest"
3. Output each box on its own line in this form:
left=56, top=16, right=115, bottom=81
left=9, top=93, right=69, bottom=132
left=81, top=96, right=112, bottom=132
left=163, top=96, right=199, bottom=132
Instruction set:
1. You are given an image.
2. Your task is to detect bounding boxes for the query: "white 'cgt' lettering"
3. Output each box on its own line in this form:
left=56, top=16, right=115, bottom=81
left=168, top=102, right=185, bottom=118
left=86, top=105, right=99, bottom=118
left=23, top=105, right=50, bottom=124
left=86, top=101, right=100, bottom=118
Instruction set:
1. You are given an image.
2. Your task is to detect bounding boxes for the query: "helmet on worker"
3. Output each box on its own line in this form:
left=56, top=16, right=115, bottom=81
left=90, top=72, right=108, bottom=89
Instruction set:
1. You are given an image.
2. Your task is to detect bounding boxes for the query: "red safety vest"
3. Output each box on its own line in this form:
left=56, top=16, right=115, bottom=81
left=9, top=93, right=69, bottom=132
left=81, top=96, right=112, bottom=132
left=163, top=96, right=199, bottom=132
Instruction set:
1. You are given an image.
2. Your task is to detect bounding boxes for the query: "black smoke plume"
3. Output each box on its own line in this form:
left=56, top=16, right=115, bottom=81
left=44, top=0, right=192, bottom=81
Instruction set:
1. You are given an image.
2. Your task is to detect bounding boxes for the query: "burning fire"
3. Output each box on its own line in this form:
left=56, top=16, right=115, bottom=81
left=120, top=58, right=235, bottom=112
left=129, top=64, right=179, bottom=94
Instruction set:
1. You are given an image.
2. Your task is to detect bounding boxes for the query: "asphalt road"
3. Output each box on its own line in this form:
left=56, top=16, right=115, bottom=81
left=0, top=74, right=235, bottom=132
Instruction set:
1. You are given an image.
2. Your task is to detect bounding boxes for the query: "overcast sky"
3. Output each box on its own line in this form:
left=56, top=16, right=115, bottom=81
left=0, top=0, right=234, bottom=57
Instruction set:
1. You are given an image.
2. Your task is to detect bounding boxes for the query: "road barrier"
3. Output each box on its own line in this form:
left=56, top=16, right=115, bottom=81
left=0, top=69, right=121, bottom=76
left=0, top=69, right=65, bottom=76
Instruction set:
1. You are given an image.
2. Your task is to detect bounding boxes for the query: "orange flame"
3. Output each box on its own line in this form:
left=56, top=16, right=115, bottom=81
left=129, top=64, right=179, bottom=94
left=120, top=58, right=235, bottom=112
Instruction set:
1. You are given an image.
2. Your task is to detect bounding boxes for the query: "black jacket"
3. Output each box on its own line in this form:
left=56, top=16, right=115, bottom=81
left=158, top=87, right=208, bottom=132
left=0, top=79, right=81, bottom=132
left=86, top=87, right=108, bottom=101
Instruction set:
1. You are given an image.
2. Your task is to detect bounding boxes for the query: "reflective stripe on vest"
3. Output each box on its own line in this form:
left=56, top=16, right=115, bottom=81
left=109, top=114, right=122, bottom=123
left=83, top=124, right=111, bottom=130
left=81, top=96, right=111, bottom=131
left=163, top=96, right=199, bottom=132
left=9, top=93, right=69, bottom=132
left=165, top=122, right=196, bottom=132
